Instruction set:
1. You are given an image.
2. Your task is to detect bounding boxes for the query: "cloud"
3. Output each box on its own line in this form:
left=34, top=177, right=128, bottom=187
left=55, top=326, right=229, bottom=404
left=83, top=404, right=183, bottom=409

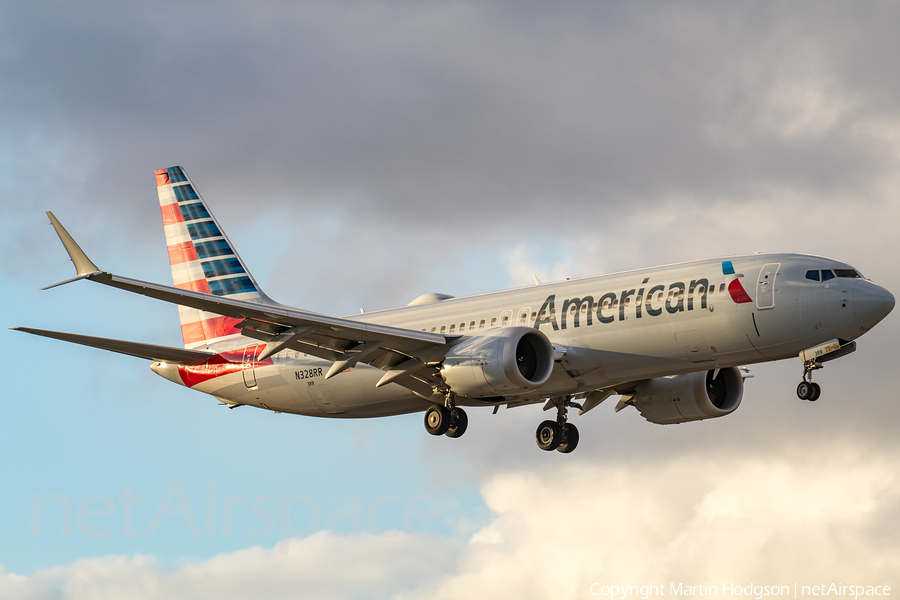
left=4, top=1, right=899, bottom=221
left=2, top=438, right=898, bottom=600
left=0, top=534, right=461, bottom=600
left=450, top=446, right=900, bottom=593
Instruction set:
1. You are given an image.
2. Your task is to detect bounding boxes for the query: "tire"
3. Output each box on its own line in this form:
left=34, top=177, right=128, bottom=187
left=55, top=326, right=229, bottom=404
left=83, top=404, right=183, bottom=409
left=797, top=382, right=812, bottom=400
left=808, top=382, right=821, bottom=402
left=424, top=405, right=451, bottom=435
left=445, top=408, right=469, bottom=438
left=556, top=423, right=579, bottom=454
left=535, top=420, right=562, bottom=451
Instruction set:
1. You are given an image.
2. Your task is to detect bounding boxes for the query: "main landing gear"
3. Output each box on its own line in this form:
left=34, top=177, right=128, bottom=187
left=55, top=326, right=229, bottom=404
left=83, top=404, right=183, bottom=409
left=424, top=392, right=468, bottom=438
left=536, top=396, right=580, bottom=453
left=797, top=360, right=822, bottom=402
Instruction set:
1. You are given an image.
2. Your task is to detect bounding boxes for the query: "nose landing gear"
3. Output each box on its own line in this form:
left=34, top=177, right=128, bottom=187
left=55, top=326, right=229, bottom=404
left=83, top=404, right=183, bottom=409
left=795, top=340, right=858, bottom=402
left=796, top=360, right=822, bottom=401
left=796, top=379, right=821, bottom=401
left=536, top=396, right=580, bottom=453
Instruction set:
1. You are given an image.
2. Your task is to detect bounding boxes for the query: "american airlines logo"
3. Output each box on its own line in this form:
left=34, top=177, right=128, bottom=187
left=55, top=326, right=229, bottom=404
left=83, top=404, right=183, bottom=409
left=533, top=274, right=751, bottom=331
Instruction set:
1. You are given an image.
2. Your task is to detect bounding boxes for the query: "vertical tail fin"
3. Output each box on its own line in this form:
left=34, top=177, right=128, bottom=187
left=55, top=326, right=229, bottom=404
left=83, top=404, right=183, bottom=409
left=156, top=166, right=269, bottom=349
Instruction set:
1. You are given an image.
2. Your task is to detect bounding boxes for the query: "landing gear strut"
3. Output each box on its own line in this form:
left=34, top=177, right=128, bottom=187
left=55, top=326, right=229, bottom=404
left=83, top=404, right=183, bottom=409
left=797, top=360, right=822, bottom=401
left=536, top=396, right=580, bottom=453
left=424, top=391, right=468, bottom=437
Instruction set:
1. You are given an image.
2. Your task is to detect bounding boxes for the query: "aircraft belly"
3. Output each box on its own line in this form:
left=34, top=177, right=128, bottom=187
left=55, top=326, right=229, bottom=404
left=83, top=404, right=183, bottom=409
left=283, top=359, right=424, bottom=418
left=186, top=365, right=319, bottom=415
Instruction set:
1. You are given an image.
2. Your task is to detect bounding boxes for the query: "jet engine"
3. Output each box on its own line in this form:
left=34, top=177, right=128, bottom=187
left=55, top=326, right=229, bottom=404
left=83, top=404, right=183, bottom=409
left=440, top=327, right=554, bottom=398
left=630, top=367, right=744, bottom=424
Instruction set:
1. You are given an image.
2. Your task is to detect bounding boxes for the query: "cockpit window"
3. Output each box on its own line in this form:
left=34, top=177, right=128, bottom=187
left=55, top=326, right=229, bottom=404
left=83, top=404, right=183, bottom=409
left=821, top=269, right=835, bottom=281
left=834, top=269, right=861, bottom=278
left=805, top=270, right=820, bottom=282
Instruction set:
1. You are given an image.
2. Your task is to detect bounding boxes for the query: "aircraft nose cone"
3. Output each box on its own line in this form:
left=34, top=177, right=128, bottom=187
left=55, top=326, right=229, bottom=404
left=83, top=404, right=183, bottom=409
left=854, top=282, right=895, bottom=331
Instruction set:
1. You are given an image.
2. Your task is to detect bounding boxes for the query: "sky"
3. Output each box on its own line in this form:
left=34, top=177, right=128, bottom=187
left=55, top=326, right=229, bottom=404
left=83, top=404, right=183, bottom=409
left=1, top=1, right=899, bottom=598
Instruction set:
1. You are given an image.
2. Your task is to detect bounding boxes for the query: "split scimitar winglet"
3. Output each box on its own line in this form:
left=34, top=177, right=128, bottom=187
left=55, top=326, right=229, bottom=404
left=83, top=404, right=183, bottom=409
left=41, top=211, right=104, bottom=290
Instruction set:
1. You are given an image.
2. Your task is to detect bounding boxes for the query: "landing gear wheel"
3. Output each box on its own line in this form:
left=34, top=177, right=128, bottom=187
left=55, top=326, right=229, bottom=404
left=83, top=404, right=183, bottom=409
left=808, top=382, right=821, bottom=402
left=536, top=420, right=562, bottom=451
left=445, top=408, right=468, bottom=438
left=424, top=405, right=451, bottom=435
left=556, top=423, right=579, bottom=454
left=797, top=381, right=813, bottom=400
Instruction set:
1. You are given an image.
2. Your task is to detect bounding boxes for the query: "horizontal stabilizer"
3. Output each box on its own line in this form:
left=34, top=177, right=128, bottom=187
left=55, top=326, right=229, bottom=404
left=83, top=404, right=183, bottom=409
left=11, top=327, right=215, bottom=363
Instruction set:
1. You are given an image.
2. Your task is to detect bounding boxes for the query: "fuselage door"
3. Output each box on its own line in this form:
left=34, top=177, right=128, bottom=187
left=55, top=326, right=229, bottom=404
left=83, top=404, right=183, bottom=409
left=757, top=263, right=780, bottom=310
left=242, top=344, right=259, bottom=389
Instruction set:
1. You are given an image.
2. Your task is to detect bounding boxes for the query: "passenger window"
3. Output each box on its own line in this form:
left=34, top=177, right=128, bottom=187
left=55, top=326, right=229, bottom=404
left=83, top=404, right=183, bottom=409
left=822, top=270, right=835, bottom=281
left=805, top=270, right=820, bottom=281
left=490, top=317, right=497, bottom=328
left=440, top=325, right=446, bottom=333
left=469, top=321, right=476, bottom=330
left=709, top=285, right=715, bottom=295
left=501, top=315, right=509, bottom=326
left=460, top=322, right=466, bottom=331
left=479, top=320, right=486, bottom=329
left=580, top=305, right=587, bottom=314
left=431, top=327, right=437, bottom=332
left=719, top=284, right=725, bottom=293
left=624, top=297, right=631, bottom=307
left=449, top=324, right=455, bottom=333
left=519, top=313, right=527, bottom=324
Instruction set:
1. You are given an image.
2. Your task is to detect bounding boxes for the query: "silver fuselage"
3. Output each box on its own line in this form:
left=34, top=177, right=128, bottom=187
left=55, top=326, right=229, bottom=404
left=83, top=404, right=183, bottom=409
left=152, top=253, right=894, bottom=418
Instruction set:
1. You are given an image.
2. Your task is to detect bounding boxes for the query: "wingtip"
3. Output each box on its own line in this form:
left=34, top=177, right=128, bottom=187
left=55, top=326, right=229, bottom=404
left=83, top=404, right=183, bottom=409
left=44, top=211, right=101, bottom=277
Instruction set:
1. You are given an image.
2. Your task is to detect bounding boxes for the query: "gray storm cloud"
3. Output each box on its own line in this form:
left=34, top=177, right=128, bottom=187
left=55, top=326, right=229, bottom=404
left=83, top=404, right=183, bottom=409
left=2, top=1, right=898, bottom=226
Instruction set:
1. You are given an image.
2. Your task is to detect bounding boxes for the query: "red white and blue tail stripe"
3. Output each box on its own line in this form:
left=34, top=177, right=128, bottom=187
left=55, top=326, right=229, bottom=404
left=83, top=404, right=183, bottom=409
left=156, top=166, right=267, bottom=349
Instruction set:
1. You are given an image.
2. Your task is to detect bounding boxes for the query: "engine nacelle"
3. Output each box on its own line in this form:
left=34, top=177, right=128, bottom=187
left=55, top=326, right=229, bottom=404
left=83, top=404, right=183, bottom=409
left=441, top=327, right=554, bottom=398
left=631, top=367, right=744, bottom=424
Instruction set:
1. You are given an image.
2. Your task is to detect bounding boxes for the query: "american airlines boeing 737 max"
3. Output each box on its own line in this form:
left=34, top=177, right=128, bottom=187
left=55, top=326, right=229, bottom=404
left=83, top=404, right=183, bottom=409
left=13, top=166, right=895, bottom=453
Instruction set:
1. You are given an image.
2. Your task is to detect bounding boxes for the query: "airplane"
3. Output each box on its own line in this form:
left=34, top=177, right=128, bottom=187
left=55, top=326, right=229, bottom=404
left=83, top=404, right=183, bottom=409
left=13, top=166, right=895, bottom=453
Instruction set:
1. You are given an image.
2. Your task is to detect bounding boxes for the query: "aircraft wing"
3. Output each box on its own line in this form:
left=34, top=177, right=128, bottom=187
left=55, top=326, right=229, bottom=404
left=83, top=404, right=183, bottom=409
left=90, top=271, right=445, bottom=354
left=12, top=327, right=215, bottom=363
left=39, top=212, right=451, bottom=399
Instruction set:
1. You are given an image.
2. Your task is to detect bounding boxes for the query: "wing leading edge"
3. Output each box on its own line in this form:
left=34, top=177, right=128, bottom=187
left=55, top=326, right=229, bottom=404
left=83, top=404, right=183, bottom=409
left=30, top=212, right=451, bottom=399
